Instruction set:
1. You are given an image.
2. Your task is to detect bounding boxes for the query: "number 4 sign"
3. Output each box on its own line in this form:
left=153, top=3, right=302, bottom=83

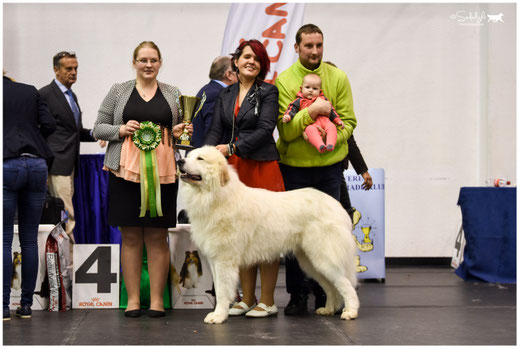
left=72, top=244, right=120, bottom=309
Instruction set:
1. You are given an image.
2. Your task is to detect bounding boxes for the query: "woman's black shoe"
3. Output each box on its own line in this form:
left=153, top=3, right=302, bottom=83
left=124, top=309, right=141, bottom=318
left=147, top=309, right=166, bottom=318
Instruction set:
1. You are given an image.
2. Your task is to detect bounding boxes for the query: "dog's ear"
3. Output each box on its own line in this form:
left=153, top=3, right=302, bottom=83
left=185, top=251, right=190, bottom=256
left=193, top=251, right=203, bottom=275
left=220, top=162, right=230, bottom=186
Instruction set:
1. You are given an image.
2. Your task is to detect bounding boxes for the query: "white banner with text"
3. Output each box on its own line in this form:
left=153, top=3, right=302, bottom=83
left=221, top=3, right=304, bottom=84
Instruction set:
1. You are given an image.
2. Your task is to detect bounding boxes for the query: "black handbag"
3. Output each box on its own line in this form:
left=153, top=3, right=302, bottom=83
left=40, top=194, right=64, bottom=225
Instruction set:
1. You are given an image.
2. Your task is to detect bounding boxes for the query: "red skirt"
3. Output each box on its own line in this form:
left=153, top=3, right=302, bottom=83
left=228, top=155, right=285, bottom=192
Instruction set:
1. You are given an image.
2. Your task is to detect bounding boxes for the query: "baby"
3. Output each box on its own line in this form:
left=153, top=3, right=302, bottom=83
left=283, top=73, right=344, bottom=153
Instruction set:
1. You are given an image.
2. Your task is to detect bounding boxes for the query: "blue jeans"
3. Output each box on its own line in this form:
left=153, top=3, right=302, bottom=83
left=3, top=156, right=48, bottom=310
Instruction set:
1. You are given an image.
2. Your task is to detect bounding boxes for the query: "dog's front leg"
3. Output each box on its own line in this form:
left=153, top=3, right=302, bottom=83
left=204, top=261, right=238, bottom=324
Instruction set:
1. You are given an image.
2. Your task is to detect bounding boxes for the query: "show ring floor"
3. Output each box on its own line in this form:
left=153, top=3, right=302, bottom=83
left=3, top=265, right=516, bottom=345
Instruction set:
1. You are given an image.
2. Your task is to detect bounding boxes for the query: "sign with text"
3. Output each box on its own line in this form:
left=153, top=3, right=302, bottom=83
left=72, top=244, right=119, bottom=309
left=345, top=168, right=385, bottom=279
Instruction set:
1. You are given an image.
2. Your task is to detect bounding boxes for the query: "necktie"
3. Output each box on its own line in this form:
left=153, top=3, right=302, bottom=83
left=65, top=90, right=80, bottom=125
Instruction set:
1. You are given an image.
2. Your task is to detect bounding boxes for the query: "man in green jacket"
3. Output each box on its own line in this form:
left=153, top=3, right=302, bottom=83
left=276, top=23, right=357, bottom=315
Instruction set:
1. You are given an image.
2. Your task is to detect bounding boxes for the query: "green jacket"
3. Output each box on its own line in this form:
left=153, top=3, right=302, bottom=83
left=276, top=59, right=357, bottom=167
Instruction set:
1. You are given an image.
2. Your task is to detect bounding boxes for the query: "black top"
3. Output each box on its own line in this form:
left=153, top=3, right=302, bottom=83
left=343, top=135, right=369, bottom=174
left=123, top=87, right=173, bottom=128
left=3, top=77, right=56, bottom=164
left=204, top=82, right=280, bottom=161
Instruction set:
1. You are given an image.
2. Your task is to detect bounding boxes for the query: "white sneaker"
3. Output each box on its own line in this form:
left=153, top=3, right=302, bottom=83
left=228, top=301, right=256, bottom=316
left=245, top=303, right=278, bottom=318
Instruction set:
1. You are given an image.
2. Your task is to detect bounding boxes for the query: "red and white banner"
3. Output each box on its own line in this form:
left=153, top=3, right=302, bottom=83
left=221, top=3, right=305, bottom=84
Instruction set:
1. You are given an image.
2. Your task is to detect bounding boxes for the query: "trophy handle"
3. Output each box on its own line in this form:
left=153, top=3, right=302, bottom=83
left=193, top=92, right=207, bottom=119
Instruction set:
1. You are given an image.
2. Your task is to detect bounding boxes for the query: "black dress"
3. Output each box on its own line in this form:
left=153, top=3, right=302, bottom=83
left=108, top=87, right=177, bottom=228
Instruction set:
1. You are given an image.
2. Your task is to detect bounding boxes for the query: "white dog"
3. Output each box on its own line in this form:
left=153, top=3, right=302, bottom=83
left=178, top=146, right=359, bottom=324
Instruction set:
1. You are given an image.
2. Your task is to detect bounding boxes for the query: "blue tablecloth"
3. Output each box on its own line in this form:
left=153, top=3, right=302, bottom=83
left=455, top=187, right=516, bottom=283
left=72, top=154, right=121, bottom=245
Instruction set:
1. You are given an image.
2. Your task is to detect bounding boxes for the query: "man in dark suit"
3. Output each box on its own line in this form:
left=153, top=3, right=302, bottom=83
left=39, top=51, right=105, bottom=243
left=192, top=56, right=237, bottom=148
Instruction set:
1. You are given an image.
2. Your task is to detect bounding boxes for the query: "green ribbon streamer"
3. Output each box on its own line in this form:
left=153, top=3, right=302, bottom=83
left=151, top=150, right=163, bottom=217
left=139, top=152, right=147, bottom=218
left=134, top=121, right=163, bottom=218
left=138, top=149, right=163, bottom=218
left=145, top=149, right=157, bottom=217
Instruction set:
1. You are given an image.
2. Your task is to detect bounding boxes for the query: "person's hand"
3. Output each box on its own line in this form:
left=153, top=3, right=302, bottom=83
left=185, top=123, right=194, bottom=136
left=361, top=171, right=373, bottom=190
left=119, top=120, right=140, bottom=138
left=99, top=140, right=107, bottom=148
left=302, top=125, right=326, bottom=143
left=337, top=120, right=345, bottom=129
left=172, top=122, right=193, bottom=139
left=317, top=126, right=327, bottom=143
left=215, top=144, right=230, bottom=156
left=282, top=114, right=291, bottom=123
left=307, top=98, right=332, bottom=120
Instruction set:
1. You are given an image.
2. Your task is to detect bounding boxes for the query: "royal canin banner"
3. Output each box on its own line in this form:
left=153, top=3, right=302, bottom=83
left=221, top=3, right=305, bottom=84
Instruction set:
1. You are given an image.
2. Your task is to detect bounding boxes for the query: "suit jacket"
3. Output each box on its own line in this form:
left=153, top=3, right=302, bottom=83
left=192, top=80, right=225, bottom=148
left=39, top=80, right=95, bottom=176
left=343, top=135, right=368, bottom=174
left=3, top=77, right=56, bottom=165
left=204, top=82, right=280, bottom=161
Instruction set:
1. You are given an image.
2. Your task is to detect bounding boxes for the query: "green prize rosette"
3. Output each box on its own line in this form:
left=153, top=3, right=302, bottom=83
left=132, top=121, right=163, bottom=218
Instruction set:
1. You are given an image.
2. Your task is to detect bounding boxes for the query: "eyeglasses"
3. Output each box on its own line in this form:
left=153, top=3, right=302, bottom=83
left=53, top=51, right=76, bottom=67
left=56, top=51, right=76, bottom=58
left=135, top=58, right=160, bottom=64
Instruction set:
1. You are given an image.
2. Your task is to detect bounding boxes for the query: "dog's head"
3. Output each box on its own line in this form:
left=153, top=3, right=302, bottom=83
left=13, top=252, right=21, bottom=265
left=185, top=251, right=203, bottom=276
left=178, top=146, right=230, bottom=188
left=184, top=251, right=200, bottom=265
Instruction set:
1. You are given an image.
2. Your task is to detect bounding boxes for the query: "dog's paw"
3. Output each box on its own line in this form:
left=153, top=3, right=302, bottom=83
left=315, top=307, right=334, bottom=316
left=204, top=311, right=228, bottom=324
left=340, top=308, right=358, bottom=320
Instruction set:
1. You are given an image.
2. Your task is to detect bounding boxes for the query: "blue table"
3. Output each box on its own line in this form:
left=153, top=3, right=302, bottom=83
left=455, top=187, right=516, bottom=283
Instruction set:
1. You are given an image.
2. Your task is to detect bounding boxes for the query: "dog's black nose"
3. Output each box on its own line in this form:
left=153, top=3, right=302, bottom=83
left=178, top=159, right=185, bottom=167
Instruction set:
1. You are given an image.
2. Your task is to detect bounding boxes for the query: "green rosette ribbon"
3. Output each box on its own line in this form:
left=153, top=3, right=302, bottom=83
left=132, top=121, right=163, bottom=218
